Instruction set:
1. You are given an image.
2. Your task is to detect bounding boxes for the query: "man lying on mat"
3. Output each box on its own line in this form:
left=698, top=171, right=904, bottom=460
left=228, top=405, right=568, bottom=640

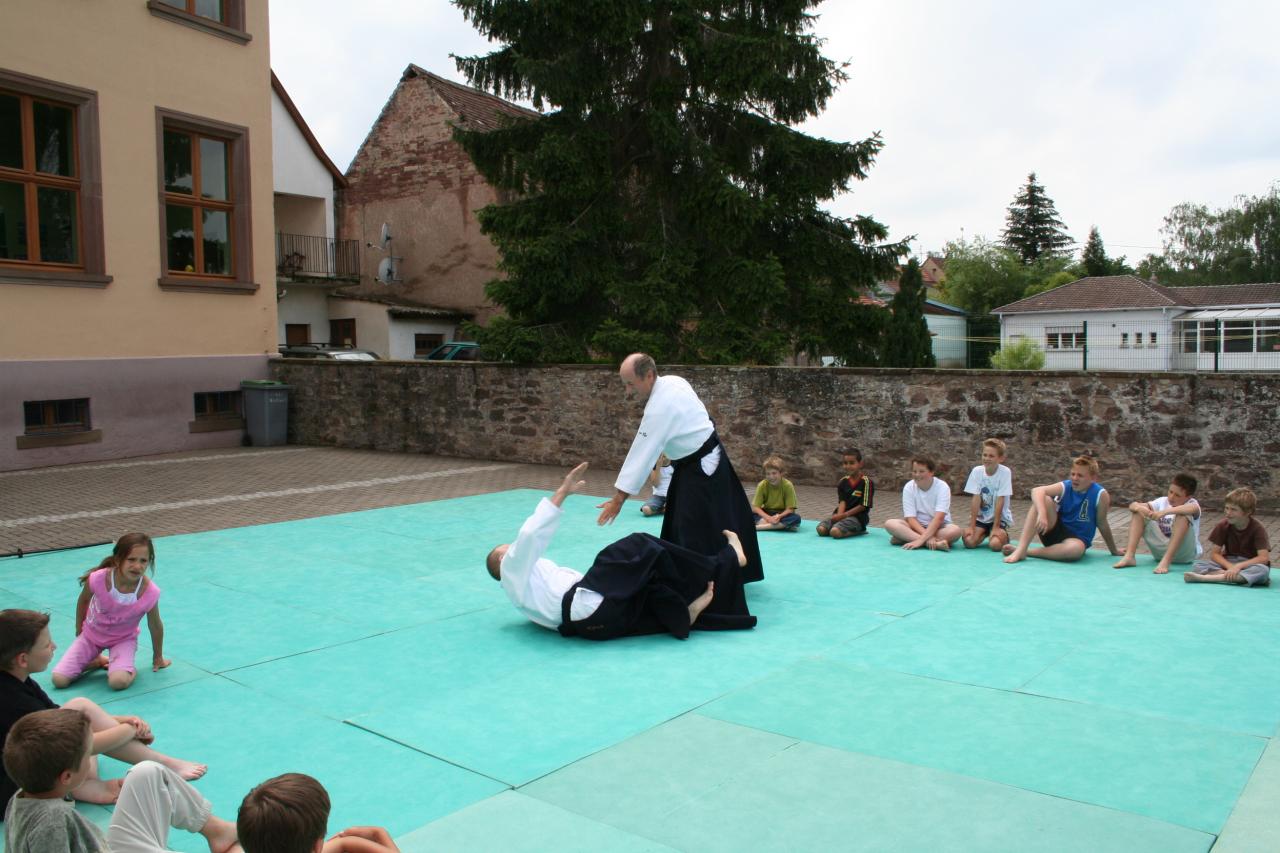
left=485, top=463, right=757, bottom=641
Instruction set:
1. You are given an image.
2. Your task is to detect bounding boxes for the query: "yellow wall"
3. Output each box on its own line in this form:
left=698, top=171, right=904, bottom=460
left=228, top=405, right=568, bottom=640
left=0, top=0, right=276, bottom=359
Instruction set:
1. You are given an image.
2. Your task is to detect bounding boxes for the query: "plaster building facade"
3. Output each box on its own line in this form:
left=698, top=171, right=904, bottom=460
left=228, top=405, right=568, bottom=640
left=1, top=0, right=277, bottom=471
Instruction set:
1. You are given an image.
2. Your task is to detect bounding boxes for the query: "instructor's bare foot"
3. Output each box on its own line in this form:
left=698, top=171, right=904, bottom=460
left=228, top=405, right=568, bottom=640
left=1112, top=557, right=1137, bottom=569
left=723, top=530, right=747, bottom=567
left=161, top=756, right=207, bottom=780
left=688, top=582, right=715, bottom=624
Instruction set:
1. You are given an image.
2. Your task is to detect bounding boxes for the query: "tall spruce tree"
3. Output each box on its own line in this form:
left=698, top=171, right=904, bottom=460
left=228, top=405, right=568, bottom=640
left=451, top=0, right=904, bottom=363
left=1002, top=172, right=1074, bottom=264
left=1080, top=226, right=1110, bottom=277
left=881, top=259, right=935, bottom=368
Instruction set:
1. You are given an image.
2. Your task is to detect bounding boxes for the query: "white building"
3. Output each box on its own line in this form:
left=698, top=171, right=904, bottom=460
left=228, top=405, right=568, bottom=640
left=993, top=276, right=1280, bottom=372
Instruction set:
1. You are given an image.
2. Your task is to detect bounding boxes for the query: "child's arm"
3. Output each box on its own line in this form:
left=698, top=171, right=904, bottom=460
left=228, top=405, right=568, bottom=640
left=1209, top=543, right=1233, bottom=571
left=73, top=583, right=92, bottom=635
left=324, top=826, right=401, bottom=853
left=1030, top=483, right=1064, bottom=533
left=93, top=721, right=142, bottom=754
left=992, top=495, right=1007, bottom=528
left=146, top=605, right=171, bottom=671
left=1096, top=491, right=1120, bottom=555
left=830, top=499, right=849, bottom=522
left=751, top=486, right=775, bottom=521
left=967, top=494, right=981, bottom=531
left=1225, top=547, right=1272, bottom=581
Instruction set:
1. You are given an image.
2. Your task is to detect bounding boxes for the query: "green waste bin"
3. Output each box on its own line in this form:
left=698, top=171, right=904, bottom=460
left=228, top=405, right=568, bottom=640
left=240, top=380, right=293, bottom=446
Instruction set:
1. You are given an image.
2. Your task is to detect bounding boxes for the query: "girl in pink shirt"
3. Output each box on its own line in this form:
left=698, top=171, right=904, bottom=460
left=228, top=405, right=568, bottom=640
left=51, top=533, right=171, bottom=691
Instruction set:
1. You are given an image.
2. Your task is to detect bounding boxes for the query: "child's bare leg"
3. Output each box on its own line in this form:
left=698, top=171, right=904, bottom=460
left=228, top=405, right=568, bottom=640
left=200, top=815, right=242, bottom=853
left=50, top=669, right=80, bottom=689
left=1003, top=504, right=1042, bottom=563
left=963, top=526, right=989, bottom=549
left=1026, top=538, right=1088, bottom=563
left=71, top=755, right=124, bottom=804
left=688, top=582, right=715, bottom=624
left=883, top=519, right=914, bottom=545
left=1113, top=510, right=1144, bottom=568
left=1154, top=516, right=1192, bottom=574
left=1184, top=569, right=1228, bottom=584
left=988, top=527, right=1010, bottom=551
left=722, top=530, right=747, bottom=567
left=108, top=669, right=136, bottom=691
left=63, top=697, right=208, bottom=780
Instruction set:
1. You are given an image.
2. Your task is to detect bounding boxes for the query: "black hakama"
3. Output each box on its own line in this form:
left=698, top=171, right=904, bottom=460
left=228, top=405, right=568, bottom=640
left=661, top=432, right=764, bottom=583
left=558, top=531, right=756, bottom=641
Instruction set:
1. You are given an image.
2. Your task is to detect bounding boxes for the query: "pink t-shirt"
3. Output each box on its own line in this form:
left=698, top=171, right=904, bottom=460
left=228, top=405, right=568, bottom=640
left=82, top=568, right=161, bottom=646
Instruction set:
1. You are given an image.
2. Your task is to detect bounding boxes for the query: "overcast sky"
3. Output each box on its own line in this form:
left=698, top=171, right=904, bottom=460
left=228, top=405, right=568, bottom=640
left=270, top=0, right=1280, bottom=262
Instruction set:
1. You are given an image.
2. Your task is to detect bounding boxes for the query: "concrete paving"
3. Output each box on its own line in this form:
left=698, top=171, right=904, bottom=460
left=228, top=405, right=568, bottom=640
left=2, top=445, right=1271, bottom=562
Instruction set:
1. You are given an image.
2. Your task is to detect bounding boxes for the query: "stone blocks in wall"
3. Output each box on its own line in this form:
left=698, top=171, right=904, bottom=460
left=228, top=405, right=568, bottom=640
left=269, top=361, right=1280, bottom=511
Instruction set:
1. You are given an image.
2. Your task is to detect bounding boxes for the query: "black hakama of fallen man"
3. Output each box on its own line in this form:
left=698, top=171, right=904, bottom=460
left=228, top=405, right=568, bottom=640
left=558, top=531, right=757, bottom=641
left=661, top=432, right=764, bottom=584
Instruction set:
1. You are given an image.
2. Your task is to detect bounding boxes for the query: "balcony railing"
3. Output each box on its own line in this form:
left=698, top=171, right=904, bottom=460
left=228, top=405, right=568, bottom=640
left=276, top=232, right=360, bottom=278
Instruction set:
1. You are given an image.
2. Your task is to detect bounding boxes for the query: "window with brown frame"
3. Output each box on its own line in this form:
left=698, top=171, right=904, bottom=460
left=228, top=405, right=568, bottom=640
left=24, top=398, right=90, bottom=435
left=162, top=127, right=234, bottom=277
left=414, top=333, right=444, bottom=357
left=0, top=69, right=106, bottom=288
left=155, top=109, right=255, bottom=293
left=146, top=0, right=250, bottom=44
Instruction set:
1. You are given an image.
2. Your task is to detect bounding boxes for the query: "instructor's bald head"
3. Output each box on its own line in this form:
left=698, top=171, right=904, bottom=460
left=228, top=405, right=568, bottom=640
left=620, top=353, right=658, bottom=401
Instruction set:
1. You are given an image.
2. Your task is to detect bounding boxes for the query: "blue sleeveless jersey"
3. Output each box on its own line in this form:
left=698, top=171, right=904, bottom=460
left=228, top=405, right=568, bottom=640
left=1057, top=480, right=1102, bottom=543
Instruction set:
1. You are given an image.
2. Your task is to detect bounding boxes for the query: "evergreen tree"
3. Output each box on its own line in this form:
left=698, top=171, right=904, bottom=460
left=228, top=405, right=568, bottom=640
left=1001, top=172, right=1074, bottom=264
left=451, top=0, right=904, bottom=363
left=881, top=259, right=935, bottom=368
left=1081, top=226, right=1109, bottom=277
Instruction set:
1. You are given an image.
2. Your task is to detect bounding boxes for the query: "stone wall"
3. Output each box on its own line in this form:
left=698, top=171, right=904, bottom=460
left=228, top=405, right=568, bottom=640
left=269, top=360, right=1280, bottom=510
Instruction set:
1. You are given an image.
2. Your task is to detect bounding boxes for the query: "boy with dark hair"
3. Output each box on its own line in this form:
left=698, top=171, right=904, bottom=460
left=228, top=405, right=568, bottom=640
left=237, top=772, right=398, bottom=853
left=816, top=449, right=874, bottom=538
left=1002, top=455, right=1119, bottom=564
left=1185, top=487, right=1271, bottom=586
left=0, top=609, right=204, bottom=817
left=1113, top=472, right=1202, bottom=574
left=2, top=708, right=239, bottom=852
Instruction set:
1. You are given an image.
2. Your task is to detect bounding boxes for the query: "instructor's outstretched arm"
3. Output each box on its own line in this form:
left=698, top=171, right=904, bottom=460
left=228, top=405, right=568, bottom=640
left=554, top=462, right=590, bottom=508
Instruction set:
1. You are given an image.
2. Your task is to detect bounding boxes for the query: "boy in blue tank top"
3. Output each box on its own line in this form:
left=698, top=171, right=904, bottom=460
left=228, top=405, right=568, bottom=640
left=1003, top=455, right=1120, bottom=564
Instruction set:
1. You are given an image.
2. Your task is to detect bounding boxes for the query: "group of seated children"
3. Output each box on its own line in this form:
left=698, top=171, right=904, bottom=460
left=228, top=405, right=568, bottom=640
left=745, top=438, right=1270, bottom=587
left=1, top=551, right=401, bottom=853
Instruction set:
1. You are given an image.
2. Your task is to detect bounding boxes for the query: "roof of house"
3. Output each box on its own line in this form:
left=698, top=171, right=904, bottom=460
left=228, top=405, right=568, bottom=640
left=270, top=71, right=346, bottom=187
left=403, top=64, right=541, bottom=131
left=993, top=276, right=1280, bottom=314
left=330, top=288, right=473, bottom=321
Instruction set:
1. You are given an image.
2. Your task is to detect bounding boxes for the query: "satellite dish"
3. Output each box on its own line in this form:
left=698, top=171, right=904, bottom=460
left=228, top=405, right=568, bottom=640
left=376, top=256, right=397, bottom=284
left=379, top=222, right=392, bottom=249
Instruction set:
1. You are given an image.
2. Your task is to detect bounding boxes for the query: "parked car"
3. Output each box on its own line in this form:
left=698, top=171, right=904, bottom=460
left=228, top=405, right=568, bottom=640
left=278, top=344, right=380, bottom=361
left=422, top=341, right=481, bottom=361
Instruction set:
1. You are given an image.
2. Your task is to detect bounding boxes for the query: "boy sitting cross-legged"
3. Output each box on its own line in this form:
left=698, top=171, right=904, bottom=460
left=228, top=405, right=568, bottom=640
left=1002, top=455, right=1119, bottom=564
left=1184, top=487, right=1271, bottom=587
left=2, top=708, right=239, bottom=852
left=815, top=448, right=874, bottom=539
left=883, top=457, right=963, bottom=551
left=1112, top=472, right=1202, bottom=574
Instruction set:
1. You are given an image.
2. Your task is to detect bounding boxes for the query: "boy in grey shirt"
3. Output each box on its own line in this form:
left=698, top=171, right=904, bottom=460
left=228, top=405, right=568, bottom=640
left=3, top=708, right=239, bottom=853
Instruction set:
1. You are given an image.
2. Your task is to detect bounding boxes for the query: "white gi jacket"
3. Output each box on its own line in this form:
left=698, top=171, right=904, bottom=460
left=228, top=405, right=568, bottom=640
left=500, top=498, right=603, bottom=628
left=615, top=375, right=719, bottom=496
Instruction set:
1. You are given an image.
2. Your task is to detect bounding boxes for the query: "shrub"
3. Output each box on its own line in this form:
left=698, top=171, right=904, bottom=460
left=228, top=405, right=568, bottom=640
left=989, top=337, right=1046, bottom=370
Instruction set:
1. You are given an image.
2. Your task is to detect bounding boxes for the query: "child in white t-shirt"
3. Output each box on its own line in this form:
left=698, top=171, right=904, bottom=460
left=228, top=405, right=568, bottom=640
left=884, top=457, right=962, bottom=551
left=962, top=438, right=1014, bottom=552
left=1113, top=472, right=1202, bottom=574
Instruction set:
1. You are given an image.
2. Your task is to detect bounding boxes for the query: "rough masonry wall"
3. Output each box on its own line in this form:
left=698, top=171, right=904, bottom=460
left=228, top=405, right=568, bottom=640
left=269, top=361, right=1280, bottom=510
left=338, top=77, right=502, bottom=320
